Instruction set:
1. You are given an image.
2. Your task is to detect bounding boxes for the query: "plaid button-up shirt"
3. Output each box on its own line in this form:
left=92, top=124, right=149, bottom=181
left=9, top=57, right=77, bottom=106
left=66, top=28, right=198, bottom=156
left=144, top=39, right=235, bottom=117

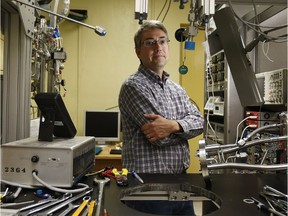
left=119, top=64, right=204, bottom=174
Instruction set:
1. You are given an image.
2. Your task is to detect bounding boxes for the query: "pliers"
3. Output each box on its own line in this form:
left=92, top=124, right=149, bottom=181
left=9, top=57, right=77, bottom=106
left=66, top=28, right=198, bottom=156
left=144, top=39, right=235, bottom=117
left=112, top=168, right=129, bottom=186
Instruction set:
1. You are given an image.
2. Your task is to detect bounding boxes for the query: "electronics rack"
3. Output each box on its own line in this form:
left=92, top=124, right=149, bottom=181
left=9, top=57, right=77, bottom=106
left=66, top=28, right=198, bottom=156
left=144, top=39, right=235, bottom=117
left=204, top=50, right=243, bottom=144
left=243, top=69, right=287, bottom=170
left=256, top=68, right=287, bottom=105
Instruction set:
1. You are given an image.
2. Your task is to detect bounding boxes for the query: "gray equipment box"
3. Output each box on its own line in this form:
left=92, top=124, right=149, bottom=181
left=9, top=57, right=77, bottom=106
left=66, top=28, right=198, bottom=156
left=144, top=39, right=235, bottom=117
left=1, top=136, right=95, bottom=187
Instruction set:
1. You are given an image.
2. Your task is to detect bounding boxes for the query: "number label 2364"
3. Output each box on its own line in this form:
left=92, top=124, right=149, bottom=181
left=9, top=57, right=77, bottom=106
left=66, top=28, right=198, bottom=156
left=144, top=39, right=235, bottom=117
left=4, top=167, right=26, bottom=173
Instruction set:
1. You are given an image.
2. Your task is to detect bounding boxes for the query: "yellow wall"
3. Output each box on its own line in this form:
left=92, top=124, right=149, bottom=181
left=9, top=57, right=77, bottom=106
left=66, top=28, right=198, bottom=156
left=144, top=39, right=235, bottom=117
left=60, top=0, right=190, bottom=135
left=179, top=29, right=205, bottom=173
left=59, top=1, right=204, bottom=173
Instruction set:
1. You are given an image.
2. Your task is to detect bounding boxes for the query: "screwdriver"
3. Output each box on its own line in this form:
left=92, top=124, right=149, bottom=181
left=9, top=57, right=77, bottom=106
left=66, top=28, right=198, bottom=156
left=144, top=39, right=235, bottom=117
left=103, top=208, right=109, bottom=216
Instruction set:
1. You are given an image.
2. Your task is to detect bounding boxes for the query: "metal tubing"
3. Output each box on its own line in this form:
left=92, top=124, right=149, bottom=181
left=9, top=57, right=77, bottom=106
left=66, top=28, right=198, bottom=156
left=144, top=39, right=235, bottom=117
left=208, top=163, right=288, bottom=171
left=207, top=136, right=288, bottom=156
left=245, top=124, right=282, bottom=141
left=12, top=0, right=106, bottom=35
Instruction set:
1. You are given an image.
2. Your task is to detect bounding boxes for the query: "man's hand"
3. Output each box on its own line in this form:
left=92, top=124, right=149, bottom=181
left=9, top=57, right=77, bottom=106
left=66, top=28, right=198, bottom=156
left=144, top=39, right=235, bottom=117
left=141, top=114, right=181, bottom=142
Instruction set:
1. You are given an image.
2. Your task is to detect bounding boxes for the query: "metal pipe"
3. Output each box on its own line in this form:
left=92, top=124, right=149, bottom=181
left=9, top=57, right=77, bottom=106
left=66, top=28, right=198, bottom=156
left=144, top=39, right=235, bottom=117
left=12, top=0, right=106, bottom=36
left=204, top=143, right=238, bottom=151
left=245, top=123, right=282, bottom=141
left=208, top=163, right=288, bottom=171
left=207, top=135, right=288, bottom=156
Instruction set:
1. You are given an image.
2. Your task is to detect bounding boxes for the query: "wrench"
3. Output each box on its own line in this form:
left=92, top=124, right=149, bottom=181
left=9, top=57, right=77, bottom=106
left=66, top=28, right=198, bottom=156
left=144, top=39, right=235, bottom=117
left=44, top=187, right=93, bottom=216
left=94, top=177, right=110, bottom=216
left=87, top=200, right=96, bottom=216
left=19, top=198, right=56, bottom=212
left=23, top=193, right=72, bottom=216
left=58, top=203, right=80, bottom=216
left=0, top=200, right=34, bottom=208
left=72, top=196, right=91, bottom=216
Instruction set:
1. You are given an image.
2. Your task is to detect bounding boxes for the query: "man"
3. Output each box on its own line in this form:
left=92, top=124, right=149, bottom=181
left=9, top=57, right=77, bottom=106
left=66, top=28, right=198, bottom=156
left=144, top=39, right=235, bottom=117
left=119, top=20, right=204, bottom=174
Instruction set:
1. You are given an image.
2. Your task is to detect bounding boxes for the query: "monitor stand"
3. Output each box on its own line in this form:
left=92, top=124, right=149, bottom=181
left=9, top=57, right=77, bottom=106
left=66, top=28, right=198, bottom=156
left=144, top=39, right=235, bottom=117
left=38, top=109, right=56, bottom=142
left=95, top=140, right=108, bottom=148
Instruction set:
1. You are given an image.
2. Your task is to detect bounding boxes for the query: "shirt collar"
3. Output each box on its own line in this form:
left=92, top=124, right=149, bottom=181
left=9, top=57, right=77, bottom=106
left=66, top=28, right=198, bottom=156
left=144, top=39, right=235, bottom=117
left=138, top=64, right=170, bottom=83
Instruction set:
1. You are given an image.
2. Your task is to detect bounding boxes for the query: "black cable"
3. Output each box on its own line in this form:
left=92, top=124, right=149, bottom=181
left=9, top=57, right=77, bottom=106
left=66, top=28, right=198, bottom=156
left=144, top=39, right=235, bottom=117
left=157, top=0, right=168, bottom=20
left=227, top=0, right=287, bottom=43
left=162, top=0, right=172, bottom=23
left=251, top=0, right=261, bottom=32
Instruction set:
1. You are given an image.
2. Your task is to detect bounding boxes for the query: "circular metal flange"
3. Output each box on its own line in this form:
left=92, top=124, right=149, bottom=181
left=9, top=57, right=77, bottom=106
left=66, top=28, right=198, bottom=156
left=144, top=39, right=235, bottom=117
left=198, top=139, right=212, bottom=186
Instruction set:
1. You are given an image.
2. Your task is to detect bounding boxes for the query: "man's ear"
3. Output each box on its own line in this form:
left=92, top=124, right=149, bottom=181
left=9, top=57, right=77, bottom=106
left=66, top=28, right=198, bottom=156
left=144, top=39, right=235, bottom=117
left=135, top=48, right=141, bottom=58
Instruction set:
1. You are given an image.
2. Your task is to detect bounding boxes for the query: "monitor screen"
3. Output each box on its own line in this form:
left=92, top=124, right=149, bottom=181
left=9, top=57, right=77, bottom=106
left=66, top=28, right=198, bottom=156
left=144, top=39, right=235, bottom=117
left=34, top=92, right=77, bottom=141
left=84, top=110, right=121, bottom=145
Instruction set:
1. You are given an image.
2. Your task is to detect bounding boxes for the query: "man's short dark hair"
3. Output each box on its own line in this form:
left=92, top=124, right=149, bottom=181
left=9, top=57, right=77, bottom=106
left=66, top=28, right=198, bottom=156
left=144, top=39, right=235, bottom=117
left=134, top=20, right=169, bottom=50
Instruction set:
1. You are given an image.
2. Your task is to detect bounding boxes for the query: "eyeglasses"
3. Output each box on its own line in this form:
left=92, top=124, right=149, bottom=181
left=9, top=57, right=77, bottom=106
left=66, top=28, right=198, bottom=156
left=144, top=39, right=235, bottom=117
left=142, top=38, right=170, bottom=47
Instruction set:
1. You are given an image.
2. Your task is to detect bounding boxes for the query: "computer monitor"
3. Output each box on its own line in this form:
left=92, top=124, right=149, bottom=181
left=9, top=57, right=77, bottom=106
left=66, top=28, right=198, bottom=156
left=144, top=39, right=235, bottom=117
left=34, top=92, right=77, bottom=141
left=84, top=110, right=121, bottom=145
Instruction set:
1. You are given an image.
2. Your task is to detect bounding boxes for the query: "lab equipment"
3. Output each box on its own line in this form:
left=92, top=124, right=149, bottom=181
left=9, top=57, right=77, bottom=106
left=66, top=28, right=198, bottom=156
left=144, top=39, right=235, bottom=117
left=197, top=112, right=288, bottom=186
left=204, top=49, right=243, bottom=144
left=181, top=0, right=215, bottom=50
left=1, top=136, right=96, bottom=187
left=213, top=6, right=263, bottom=106
left=134, top=0, right=148, bottom=24
left=34, top=92, right=77, bottom=141
left=204, top=96, right=221, bottom=112
left=13, top=0, right=106, bottom=36
left=256, top=68, right=287, bottom=105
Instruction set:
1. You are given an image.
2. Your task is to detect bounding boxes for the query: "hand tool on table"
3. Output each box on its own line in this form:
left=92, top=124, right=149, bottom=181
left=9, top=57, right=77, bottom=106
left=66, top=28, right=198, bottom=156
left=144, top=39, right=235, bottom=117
left=73, top=199, right=96, bottom=216
left=132, top=171, right=144, bottom=184
left=121, top=168, right=129, bottom=185
left=44, top=187, right=93, bottom=216
left=251, top=197, right=285, bottom=216
left=1, top=187, right=23, bottom=203
left=264, top=185, right=288, bottom=200
left=87, top=200, right=96, bottom=216
left=94, top=177, right=110, bottom=216
left=19, top=193, right=72, bottom=216
left=102, top=208, right=109, bottom=216
left=111, top=168, right=128, bottom=186
left=72, top=196, right=91, bottom=216
left=19, top=198, right=57, bottom=212
left=0, top=200, right=34, bottom=208
left=58, top=202, right=80, bottom=216
left=259, top=192, right=288, bottom=214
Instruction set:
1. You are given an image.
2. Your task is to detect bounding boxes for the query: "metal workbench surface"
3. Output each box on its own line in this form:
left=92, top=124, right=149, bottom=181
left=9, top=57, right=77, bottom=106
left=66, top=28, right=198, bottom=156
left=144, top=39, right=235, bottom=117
left=96, top=173, right=287, bottom=216
left=1, top=173, right=286, bottom=216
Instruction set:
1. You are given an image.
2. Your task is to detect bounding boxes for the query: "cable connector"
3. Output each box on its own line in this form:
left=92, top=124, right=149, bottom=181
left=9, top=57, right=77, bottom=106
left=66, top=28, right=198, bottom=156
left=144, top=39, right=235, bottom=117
left=249, top=124, right=257, bottom=128
left=237, top=138, right=247, bottom=146
left=32, top=169, right=38, bottom=175
left=247, top=115, right=258, bottom=119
